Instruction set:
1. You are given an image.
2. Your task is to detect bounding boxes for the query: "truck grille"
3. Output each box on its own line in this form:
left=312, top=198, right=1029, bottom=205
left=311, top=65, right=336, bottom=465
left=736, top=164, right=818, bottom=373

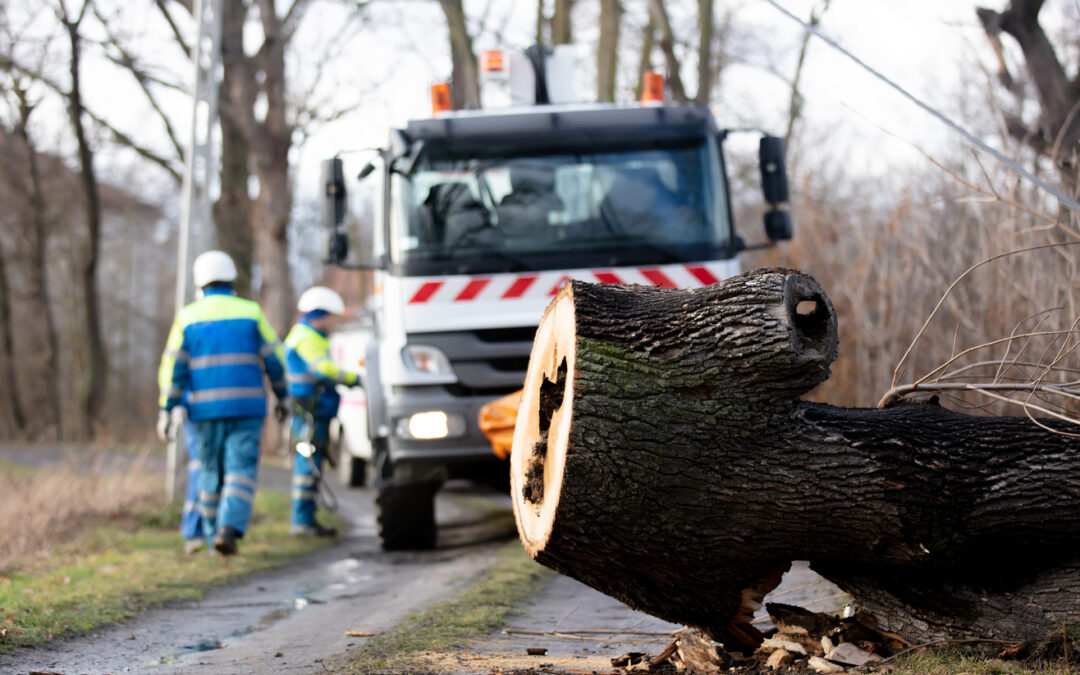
left=408, top=329, right=535, bottom=394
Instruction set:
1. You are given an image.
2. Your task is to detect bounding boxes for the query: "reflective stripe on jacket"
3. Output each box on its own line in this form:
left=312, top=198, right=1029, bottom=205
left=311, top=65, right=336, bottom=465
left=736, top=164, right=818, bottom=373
left=158, top=288, right=287, bottom=420
left=285, top=320, right=359, bottom=418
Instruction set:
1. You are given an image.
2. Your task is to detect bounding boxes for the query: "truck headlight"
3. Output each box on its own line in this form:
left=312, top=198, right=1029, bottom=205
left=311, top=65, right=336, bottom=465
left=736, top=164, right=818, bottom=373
left=402, top=345, right=453, bottom=375
left=395, top=411, right=466, bottom=440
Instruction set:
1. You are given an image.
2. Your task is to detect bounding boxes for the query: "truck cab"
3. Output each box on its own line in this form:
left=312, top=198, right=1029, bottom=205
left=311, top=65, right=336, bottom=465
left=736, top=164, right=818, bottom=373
left=324, top=85, right=791, bottom=551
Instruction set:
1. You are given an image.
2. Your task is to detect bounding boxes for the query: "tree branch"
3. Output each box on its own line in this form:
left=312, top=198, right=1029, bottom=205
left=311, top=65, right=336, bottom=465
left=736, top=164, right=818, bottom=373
left=154, top=0, right=192, bottom=56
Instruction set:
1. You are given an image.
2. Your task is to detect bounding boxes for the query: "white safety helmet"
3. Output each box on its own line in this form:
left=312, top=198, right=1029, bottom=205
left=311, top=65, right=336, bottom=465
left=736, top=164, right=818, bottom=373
left=192, top=250, right=238, bottom=288
left=298, top=286, right=346, bottom=315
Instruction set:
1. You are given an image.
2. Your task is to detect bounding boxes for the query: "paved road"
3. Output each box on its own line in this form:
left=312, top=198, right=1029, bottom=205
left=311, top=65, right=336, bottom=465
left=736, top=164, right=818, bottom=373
left=0, top=446, right=845, bottom=674
left=0, top=445, right=519, bottom=674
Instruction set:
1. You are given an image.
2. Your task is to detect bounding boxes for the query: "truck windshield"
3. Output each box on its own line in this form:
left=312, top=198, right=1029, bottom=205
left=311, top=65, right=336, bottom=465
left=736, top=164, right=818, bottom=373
left=390, top=137, right=733, bottom=275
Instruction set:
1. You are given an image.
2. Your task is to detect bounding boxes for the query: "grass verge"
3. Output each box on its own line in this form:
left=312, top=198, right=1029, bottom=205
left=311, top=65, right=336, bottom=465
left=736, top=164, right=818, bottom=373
left=0, top=487, right=344, bottom=652
left=342, top=541, right=554, bottom=674
left=888, top=645, right=1075, bottom=674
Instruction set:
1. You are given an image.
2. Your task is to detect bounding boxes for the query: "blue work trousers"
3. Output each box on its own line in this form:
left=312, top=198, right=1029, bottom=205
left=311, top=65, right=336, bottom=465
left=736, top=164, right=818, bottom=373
left=193, top=417, right=264, bottom=539
left=291, top=415, right=331, bottom=527
left=180, top=419, right=203, bottom=540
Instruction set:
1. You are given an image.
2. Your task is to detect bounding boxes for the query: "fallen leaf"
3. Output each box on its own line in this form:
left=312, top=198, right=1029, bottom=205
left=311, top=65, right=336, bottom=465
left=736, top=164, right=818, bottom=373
left=344, top=630, right=377, bottom=637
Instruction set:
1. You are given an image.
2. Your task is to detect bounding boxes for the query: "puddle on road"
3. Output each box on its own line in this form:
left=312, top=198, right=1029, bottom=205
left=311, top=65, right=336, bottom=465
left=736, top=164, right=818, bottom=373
left=257, top=607, right=292, bottom=630
left=184, top=638, right=226, bottom=652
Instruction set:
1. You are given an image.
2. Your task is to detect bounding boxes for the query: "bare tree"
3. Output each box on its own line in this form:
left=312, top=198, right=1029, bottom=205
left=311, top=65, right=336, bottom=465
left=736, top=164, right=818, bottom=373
left=648, top=0, right=687, bottom=103
left=977, top=0, right=1080, bottom=195
left=437, top=0, right=480, bottom=111
left=694, top=0, right=713, bottom=104
left=552, top=0, right=574, bottom=46
left=9, top=86, right=63, bottom=439
left=634, top=14, right=655, bottom=101
left=596, top=0, right=621, bottom=102
left=58, top=0, right=108, bottom=439
left=0, top=239, right=25, bottom=436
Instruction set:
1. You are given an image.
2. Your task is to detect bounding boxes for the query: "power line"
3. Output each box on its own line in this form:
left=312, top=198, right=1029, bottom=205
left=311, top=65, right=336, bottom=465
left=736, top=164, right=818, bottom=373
left=760, top=0, right=1080, bottom=214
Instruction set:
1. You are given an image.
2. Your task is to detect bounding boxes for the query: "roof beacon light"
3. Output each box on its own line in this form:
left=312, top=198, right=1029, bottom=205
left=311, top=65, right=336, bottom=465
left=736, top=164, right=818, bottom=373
left=641, top=71, right=665, bottom=106
left=481, top=50, right=506, bottom=78
left=431, top=82, right=451, bottom=115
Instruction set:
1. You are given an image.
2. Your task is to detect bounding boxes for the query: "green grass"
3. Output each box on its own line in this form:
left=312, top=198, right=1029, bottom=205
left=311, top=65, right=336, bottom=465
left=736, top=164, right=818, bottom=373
left=342, top=541, right=554, bottom=674
left=887, top=644, right=1075, bottom=674
left=0, top=490, right=344, bottom=652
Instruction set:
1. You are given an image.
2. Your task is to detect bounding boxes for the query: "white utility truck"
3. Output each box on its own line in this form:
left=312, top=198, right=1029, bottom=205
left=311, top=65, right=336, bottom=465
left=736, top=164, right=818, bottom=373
left=321, top=47, right=792, bottom=550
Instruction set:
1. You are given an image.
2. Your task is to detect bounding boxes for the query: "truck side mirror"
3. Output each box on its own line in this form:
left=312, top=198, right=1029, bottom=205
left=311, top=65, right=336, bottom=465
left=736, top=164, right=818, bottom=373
left=321, top=157, right=347, bottom=229
left=759, top=136, right=793, bottom=241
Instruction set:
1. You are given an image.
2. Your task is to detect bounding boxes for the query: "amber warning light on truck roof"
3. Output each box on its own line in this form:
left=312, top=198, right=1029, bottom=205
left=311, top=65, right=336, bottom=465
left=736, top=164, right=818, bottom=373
left=431, top=83, right=451, bottom=115
left=641, top=71, right=664, bottom=105
left=481, top=50, right=505, bottom=74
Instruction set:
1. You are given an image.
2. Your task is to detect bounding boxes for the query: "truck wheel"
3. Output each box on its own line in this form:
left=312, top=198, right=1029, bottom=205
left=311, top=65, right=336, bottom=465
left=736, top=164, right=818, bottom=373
left=376, top=482, right=437, bottom=551
left=340, top=455, right=367, bottom=488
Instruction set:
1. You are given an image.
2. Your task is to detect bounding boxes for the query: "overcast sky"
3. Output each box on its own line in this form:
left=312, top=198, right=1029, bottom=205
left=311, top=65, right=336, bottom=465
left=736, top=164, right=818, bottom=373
left=3, top=0, right=1071, bottom=210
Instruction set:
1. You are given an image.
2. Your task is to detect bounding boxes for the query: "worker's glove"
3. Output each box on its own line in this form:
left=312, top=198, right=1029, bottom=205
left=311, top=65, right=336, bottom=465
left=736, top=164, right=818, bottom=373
left=156, top=410, right=172, bottom=442
left=274, top=397, right=292, bottom=423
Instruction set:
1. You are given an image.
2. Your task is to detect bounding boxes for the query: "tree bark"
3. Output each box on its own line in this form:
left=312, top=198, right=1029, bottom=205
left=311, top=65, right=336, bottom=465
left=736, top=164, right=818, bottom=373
left=215, top=0, right=254, bottom=299
left=510, top=269, right=1080, bottom=648
left=635, top=16, right=655, bottom=102
left=648, top=0, right=687, bottom=103
left=61, top=0, right=108, bottom=440
left=551, top=0, right=573, bottom=46
left=437, top=0, right=480, bottom=111
left=0, top=240, right=27, bottom=436
left=694, top=0, right=713, bottom=104
left=596, top=0, right=620, bottom=103
left=12, top=93, right=63, bottom=439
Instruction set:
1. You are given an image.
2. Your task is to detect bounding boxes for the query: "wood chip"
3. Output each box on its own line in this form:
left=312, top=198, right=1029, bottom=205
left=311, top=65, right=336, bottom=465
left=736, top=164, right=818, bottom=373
left=808, top=655, right=845, bottom=673
left=675, top=633, right=729, bottom=672
left=824, top=641, right=881, bottom=666
left=761, top=636, right=808, bottom=655
left=766, top=648, right=794, bottom=671
left=650, top=640, right=678, bottom=666
left=344, top=630, right=377, bottom=637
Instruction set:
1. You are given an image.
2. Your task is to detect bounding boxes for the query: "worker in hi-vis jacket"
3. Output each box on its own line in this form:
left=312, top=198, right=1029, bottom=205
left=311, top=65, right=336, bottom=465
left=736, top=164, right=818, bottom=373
left=284, top=286, right=362, bottom=536
left=157, top=250, right=290, bottom=556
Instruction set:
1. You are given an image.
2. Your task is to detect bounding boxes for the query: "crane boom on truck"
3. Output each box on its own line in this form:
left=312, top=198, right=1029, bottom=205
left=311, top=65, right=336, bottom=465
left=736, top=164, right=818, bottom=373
left=321, top=47, right=792, bottom=551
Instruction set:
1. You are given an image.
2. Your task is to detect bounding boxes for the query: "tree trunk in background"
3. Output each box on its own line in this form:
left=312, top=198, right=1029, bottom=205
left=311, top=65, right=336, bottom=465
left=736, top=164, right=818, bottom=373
left=535, top=0, right=545, bottom=48
left=0, top=244, right=26, bottom=435
left=215, top=0, right=254, bottom=299
left=62, top=0, right=108, bottom=440
left=551, top=0, right=573, bottom=46
left=14, top=94, right=63, bottom=439
left=635, top=16, right=655, bottom=101
left=648, top=0, right=687, bottom=103
left=596, top=0, right=620, bottom=103
left=437, top=0, right=480, bottom=111
left=694, top=0, right=713, bottom=103
left=511, top=271, right=1080, bottom=649
left=785, top=0, right=831, bottom=158
left=977, top=0, right=1080, bottom=195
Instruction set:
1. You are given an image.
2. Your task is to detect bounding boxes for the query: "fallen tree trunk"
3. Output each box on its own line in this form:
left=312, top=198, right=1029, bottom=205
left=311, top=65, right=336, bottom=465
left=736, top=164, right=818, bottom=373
left=509, top=269, right=1080, bottom=648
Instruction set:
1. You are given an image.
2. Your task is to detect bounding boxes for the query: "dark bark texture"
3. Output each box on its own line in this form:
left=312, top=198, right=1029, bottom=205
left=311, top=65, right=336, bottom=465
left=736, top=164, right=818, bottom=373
left=511, top=269, right=1080, bottom=649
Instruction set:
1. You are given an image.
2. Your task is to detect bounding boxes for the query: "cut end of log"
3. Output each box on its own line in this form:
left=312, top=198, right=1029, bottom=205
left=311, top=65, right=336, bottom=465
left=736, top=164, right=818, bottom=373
left=511, top=283, right=577, bottom=556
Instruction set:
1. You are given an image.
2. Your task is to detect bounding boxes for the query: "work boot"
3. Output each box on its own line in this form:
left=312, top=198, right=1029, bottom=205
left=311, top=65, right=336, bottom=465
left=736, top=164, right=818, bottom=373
left=289, top=522, right=337, bottom=538
left=213, top=526, right=240, bottom=556
left=183, top=538, right=206, bottom=555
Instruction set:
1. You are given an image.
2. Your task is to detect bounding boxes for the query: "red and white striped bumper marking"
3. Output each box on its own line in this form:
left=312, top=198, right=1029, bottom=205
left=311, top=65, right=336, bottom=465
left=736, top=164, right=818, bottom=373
left=405, top=264, right=730, bottom=304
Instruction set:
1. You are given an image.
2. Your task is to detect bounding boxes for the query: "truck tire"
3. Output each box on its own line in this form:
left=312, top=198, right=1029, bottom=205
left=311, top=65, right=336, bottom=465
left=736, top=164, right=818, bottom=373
left=376, top=482, right=437, bottom=551
left=340, top=455, right=368, bottom=488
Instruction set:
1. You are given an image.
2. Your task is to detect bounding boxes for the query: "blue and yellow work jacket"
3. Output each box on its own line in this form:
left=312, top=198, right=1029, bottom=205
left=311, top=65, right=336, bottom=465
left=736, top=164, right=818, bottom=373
left=158, top=287, right=287, bottom=421
left=285, top=319, right=359, bottom=419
